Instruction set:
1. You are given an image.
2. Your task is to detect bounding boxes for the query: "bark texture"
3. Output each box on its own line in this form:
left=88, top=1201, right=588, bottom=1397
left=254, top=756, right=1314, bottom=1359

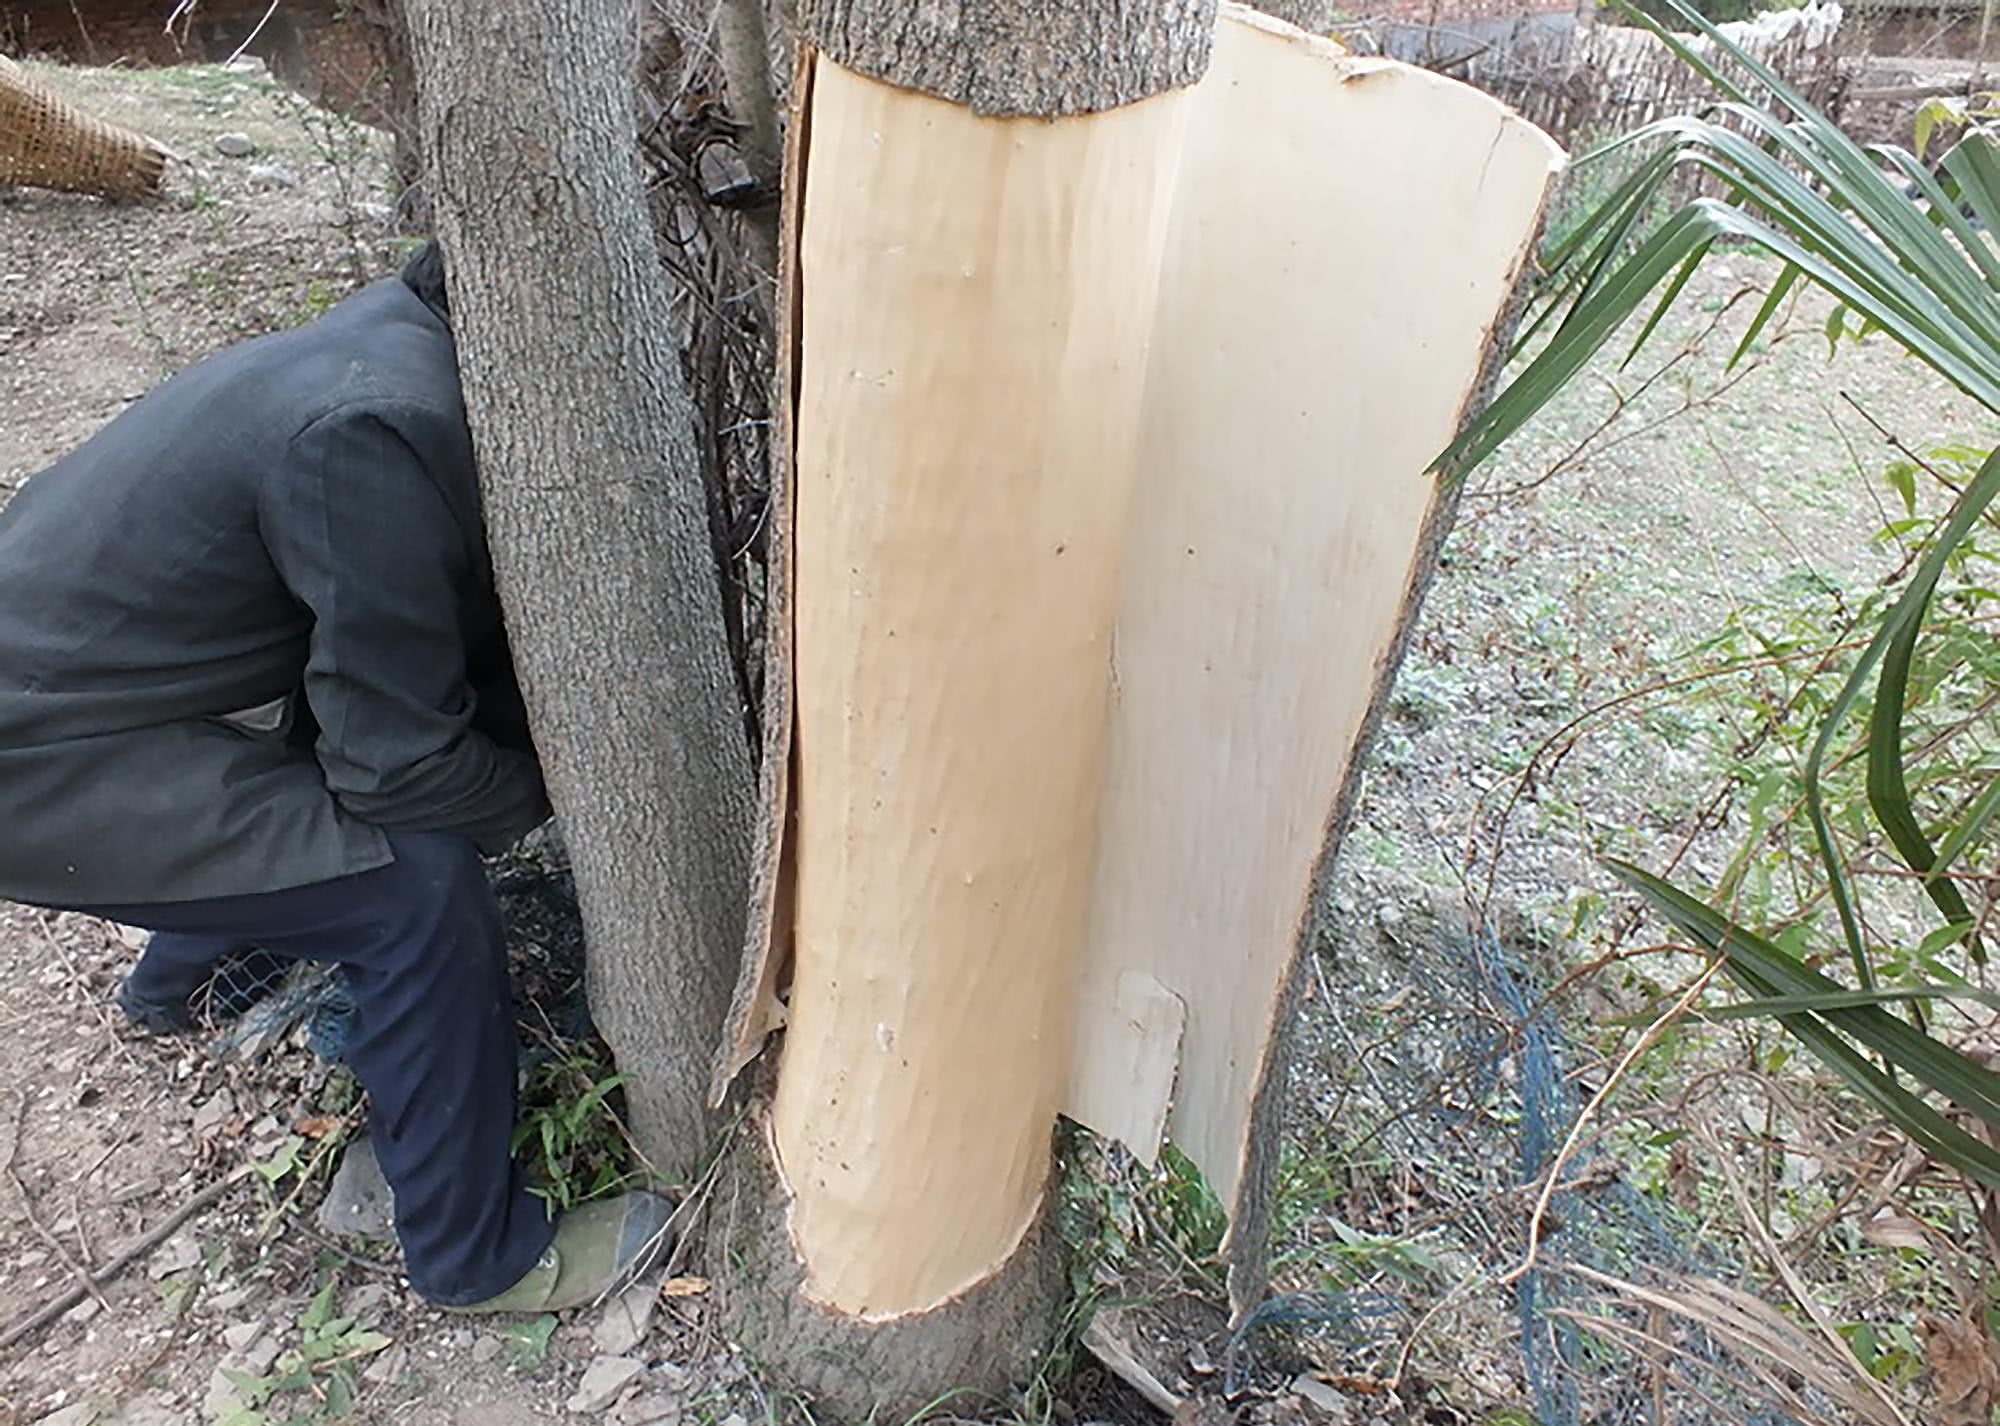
left=709, top=1102, right=1068, bottom=1425
left=402, top=0, right=754, bottom=1179
left=715, top=0, right=784, bottom=286
left=1246, top=0, right=1337, bottom=32
left=798, top=0, right=1216, bottom=114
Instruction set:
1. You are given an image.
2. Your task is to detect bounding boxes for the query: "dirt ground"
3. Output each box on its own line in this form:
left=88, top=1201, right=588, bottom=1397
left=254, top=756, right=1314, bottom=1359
left=2, top=46, right=1993, bottom=1426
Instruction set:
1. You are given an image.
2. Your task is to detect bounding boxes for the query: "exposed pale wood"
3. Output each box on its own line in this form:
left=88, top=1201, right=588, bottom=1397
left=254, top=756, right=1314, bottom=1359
left=403, top=0, right=754, bottom=1173
left=1224, top=183, right=1548, bottom=1321
left=770, top=54, right=1194, bottom=1317
left=1065, top=968, right=1187, bottom=1168
left=1070, top=9, right=1562, bottom=1217
left=797, top=0, right=1215, bottom=115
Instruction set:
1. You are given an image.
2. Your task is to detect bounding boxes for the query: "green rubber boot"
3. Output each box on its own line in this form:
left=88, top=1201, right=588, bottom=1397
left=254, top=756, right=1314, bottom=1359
left=449, top=1191, right=677, bottom=1314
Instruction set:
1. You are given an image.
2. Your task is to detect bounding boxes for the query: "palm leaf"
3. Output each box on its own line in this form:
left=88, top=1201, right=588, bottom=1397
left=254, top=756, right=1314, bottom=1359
left=1607, top=859, right=2000, bottom=1190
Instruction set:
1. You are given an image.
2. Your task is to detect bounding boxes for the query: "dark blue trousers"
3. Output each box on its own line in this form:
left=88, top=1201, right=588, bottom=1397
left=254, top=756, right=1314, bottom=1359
left=80, top=830, right=554, bottom=1304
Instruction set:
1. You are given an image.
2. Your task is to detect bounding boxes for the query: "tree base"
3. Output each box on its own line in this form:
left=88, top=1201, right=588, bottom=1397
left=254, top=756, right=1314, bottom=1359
left=708, top=1104, right=1068, bottom=1423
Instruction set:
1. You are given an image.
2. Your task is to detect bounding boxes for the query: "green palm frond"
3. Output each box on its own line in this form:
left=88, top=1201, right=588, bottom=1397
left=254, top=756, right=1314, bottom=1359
left=1438, top=0, right=2000, bottom=1179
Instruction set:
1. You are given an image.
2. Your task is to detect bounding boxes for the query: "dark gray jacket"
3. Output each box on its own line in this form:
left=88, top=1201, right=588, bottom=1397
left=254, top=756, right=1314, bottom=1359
left=0, top=276, right=547, bottom=907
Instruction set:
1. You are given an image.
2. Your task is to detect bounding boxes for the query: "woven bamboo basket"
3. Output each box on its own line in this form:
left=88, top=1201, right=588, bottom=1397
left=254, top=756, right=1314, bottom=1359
left=0, top=55, right=168, bottom=200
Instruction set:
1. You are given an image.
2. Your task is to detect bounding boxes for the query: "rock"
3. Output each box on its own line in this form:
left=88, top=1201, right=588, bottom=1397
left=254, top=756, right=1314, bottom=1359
left=612, top=1393, right=682, bottom=1426
left=317, top=1136, right=393, bottom=1238
left=205, top=1330, right=285, bottom=1415
left=1288, top=1377, right=1351, bottom=1423
left=147, top=1233, right=201, bottom=1279
left=104, top=1394, right=180, bottom=1426
left=346, top=1282, right=394, bottom=1316
left=591, top=1279, right=658, bottom=1356
left=191, top=1091, right=233, bottom=1136
left=471, top=1333, right=503, bottom=1364
left=363, top=1344, right=408, bottom=1386
left=214, top=132, right=256, bottom=158
left=206, top=1283, right=259, bottom=1313
left=222, top=1321, right=262, bottom=1351
left=567, top=1356, right=645, bottom=1413
left=247, top=164, right=299, bottom=189
left=62, top=1297, right=102, bottom=1325
left=33, top=1405, right=101, bottom=1426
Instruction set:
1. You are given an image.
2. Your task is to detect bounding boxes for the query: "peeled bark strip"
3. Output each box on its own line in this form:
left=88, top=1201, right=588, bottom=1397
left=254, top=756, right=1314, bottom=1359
left=403, top=0, right=753, bottom=1177
left=1071, top=9, right=1563, bottom=1235
left=799, top=0, right=1215, bottom=115
left=1222, top=226, right=1548, bottom=1318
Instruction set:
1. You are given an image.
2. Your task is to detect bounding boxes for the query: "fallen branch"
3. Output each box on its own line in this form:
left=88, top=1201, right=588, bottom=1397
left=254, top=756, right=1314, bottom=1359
left=0, top=1165, right=250, bottom=1351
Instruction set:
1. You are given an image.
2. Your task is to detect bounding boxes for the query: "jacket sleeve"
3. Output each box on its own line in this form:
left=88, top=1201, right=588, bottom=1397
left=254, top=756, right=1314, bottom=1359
left=262, top=405, right=550, bottom=852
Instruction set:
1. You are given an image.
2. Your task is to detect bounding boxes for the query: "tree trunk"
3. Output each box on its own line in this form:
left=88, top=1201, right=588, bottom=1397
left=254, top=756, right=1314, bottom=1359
left=714, top=0, right=784, bottom=288
left=401, top=0, right=754, bottom=1179
left=799, top=0, right=1213, bottom=114
left=712, top=4, right=1214, bottom=1420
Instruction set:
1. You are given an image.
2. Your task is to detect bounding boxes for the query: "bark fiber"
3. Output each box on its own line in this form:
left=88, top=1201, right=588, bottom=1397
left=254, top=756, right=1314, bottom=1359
left=798, top=0, right=1216, bottom=114
left=402, top=0, right=754, bottom=1179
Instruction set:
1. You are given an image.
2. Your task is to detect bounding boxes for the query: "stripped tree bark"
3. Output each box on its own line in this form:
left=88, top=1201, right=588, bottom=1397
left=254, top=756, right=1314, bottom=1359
left=400, top=0, right=755, bottom=1180
left=707, top=3, right=1218, bottom=1419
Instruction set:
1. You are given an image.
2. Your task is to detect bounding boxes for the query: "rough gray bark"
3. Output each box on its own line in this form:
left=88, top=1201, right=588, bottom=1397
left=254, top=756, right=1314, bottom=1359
left=714, top=0, right=784, bottom=288
left=799, top=0, right=1216, bottom=115
left=401, top=0, right=754, bottom=1180
left=1248, top=0, right=1337, bottom=32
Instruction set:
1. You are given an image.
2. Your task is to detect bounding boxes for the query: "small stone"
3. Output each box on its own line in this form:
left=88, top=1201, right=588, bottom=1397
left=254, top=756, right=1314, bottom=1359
left=1288, top=1377, right=1350, bottom=1423
left=241, top=1333, right=283, bottom=1374
left=346, top=1283, right=393, bottom=1316
left=206, top=1283, right=258, bottom=1313
left=191, top=1091, right=233, bottom=1136
left=62, top=1297, right=102, bottom=1326
left=205, top=1334, right=283, bottom=1417
left=317, top=1136, right=393, bottom=1238
left=567, top=1356, right=645, bottom=1413
left=247, top=163, right=299, bottom=189
left=719, top=1413, right=748, bottom=1426
left=33, top=1405, right=100, bottom=1426
left=362, top=1344, right=407, bottom=1386
left=591, top=1279, right=658, bottom=1356
left=613, top=1394, right=683, bottom=1426
left=471, top=1334, right=503, bottom=1363
left=214, top=132, right=256, bottom=158
left=105, top=1394, right=179, bottom=1426
left=147, top=1234, right=201, bottom=1279
left=222, top=1321, right=262, bottom=1351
